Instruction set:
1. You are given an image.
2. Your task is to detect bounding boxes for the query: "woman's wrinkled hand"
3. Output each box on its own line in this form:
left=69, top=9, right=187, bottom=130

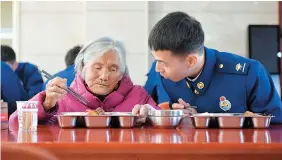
left=132, top=104, right=156, bottom=125
left=43, top=77, right=67, bottom=111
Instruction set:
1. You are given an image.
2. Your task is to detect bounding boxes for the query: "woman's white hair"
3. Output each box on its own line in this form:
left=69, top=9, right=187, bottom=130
left=74, top=37, right=129, bottom=79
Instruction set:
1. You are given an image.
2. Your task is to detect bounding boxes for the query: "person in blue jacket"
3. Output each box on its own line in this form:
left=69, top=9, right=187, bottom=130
left=42, top=45, right=81, bottom=90
left=1, top=61, right=30, bottom=116
left=144, top=11, right=282, bottom=123
left=1, top=45, right=43, bottom=97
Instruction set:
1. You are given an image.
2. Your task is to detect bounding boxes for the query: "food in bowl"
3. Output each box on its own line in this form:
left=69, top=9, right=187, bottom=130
left=158, top=102, right=170, bottom=110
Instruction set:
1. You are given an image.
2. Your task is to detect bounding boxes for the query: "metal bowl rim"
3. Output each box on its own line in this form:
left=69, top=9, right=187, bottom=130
left=149, top=110, right=184, bottom=116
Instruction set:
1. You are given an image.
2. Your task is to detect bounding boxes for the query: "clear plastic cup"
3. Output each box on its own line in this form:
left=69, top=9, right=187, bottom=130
left=17, top=101, right=38, bottom=131
left=17, top=129, right=38, bottom=143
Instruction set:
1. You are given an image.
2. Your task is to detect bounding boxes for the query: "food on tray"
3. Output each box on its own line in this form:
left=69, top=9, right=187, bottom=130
left=86, top=110, right=98, bottom=115
left=243, top=111, right=257, bottom=116
left=158, top=102, right=170, bottom=110
left=96, top=107, right=105, bottom=115
left=86, top=107, right=105, bottom=115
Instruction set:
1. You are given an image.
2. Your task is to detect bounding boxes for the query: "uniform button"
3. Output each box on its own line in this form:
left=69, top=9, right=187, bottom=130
left=197, top=82, right=204, bottom=89
left=219, top=64, right=223, bottom=68
left=194, top=90, right=199, bottom=94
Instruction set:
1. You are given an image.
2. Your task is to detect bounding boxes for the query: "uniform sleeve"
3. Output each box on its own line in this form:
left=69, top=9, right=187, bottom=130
left=42, top=80, right=48, bottom=90
left=1, top=62, right=30, bottom=116
left=144, top=61, right=158, bottom=95
left=25, top=64, right=44, bottom=97
left=246, top=61, right=282, bottom=123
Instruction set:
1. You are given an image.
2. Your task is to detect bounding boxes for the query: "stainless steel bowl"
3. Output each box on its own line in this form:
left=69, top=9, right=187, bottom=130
left=218, top=115, right=245, bottom=128
left=149, top=116, right=183, bottom=128
left=56, top=116, right=77, bottom=128
left=149, top=110, right=184, bottom=117
left=84, top=116, right=111, bottom=128
left=191, top=116, right=210, bottom=128
left=252, top=116, right=272, bottom=128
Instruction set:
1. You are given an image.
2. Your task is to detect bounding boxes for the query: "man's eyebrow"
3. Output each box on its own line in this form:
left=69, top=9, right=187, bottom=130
left=156, top=59, right=167, bottom=64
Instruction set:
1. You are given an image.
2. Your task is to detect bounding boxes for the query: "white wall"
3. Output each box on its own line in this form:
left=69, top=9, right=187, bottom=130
left=148, top=1, right=278, bottom=64
left=19, top=1, right=85, bottom=75
left=85, top=1, right=149, bottom=85
left=17, top=1, right=278, bottom=86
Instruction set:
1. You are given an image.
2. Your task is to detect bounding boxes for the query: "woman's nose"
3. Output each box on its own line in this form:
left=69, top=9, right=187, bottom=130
left=99, top=70, right=110, bottom=81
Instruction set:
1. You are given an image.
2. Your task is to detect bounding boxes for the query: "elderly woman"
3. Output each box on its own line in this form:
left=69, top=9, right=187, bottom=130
left=9, top=37, right=160, bottom=125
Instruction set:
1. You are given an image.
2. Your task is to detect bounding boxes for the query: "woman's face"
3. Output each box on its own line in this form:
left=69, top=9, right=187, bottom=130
left=83, top=50, right=123, bottom=95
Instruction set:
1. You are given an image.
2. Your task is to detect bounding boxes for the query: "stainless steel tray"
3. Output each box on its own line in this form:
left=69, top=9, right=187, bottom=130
left=251, top=115, right=273, bottom=128
left=55, top=115, right=78, bottom=128
left=190, top=113, right=274, bottom=128
left=55, top=112, right=137, bottom=128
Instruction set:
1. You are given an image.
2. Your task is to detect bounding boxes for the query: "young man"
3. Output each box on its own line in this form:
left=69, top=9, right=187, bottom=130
left=1, top=45, right=43, bottom=98
left=144, top=11, right=282, bottom=123
left=1, top=61, right=30, bottom=116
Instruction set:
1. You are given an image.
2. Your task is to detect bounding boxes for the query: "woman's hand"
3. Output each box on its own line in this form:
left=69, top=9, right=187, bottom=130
left=132, top=104, right=156, bottom=124
left=43, top=77, right=67, bottom=111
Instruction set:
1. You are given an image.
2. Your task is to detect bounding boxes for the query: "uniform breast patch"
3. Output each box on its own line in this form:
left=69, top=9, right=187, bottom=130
left=219, top=96, right=231, bottom=111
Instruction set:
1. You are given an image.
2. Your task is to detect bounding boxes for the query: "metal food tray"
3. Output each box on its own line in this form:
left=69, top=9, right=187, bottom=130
left=54, top=112, right=137, bottom=128
left=190, top=113, right=274, bottom=129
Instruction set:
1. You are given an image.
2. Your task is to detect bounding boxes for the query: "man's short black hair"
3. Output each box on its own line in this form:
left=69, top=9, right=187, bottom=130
left=65, top=45, right=82, bottom=67
left=1, top=45, right=16, bottom=63
left=149, top=11, right=205, bottom=56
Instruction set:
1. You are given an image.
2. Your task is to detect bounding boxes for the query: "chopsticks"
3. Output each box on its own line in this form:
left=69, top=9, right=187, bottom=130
left=36, top=66, right=90, bottom=106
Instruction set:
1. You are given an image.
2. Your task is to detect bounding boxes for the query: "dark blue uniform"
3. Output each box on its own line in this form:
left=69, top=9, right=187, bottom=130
left=15, top=62, right=43, bottom=97
left=42, top=64, right=75, bottom=90
left=144, top=48, right=282, bottom=123
left=1, top=61, right=30, bottom=116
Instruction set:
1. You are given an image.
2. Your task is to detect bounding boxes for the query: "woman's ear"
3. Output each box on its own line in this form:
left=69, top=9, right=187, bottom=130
left=81, top=61, right=85, bottom=70
left=81, top=65, right=87, bottom=80
left=118, top=74, right=123, bottom=81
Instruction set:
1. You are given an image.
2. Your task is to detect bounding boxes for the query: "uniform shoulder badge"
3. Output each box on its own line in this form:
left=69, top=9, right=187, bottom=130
left=219, top=96, right=231, bottom=111
left=216, top=62, right=249, bottom=75
left=235, top=63, right=246, bottom=72
left=235, top=63, right=242, bottom=71
left=215, top=50, right=251, bottom=74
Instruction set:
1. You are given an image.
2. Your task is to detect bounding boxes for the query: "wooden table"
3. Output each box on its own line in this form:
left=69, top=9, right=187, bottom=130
left=2, top=118, right=282, bottom=160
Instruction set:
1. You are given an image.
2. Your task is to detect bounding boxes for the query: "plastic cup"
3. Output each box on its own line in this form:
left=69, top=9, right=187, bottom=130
left=17, top=101, right=38, bottom=131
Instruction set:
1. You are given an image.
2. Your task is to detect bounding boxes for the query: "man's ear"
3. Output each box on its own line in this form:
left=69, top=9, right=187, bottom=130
left=12, top=62, right=18, bottom=71
left=185, top=55, right=198, bottom=68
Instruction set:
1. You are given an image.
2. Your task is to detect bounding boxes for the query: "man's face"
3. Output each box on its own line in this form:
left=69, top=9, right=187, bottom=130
left=152, top=50, right=197, bottom=82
